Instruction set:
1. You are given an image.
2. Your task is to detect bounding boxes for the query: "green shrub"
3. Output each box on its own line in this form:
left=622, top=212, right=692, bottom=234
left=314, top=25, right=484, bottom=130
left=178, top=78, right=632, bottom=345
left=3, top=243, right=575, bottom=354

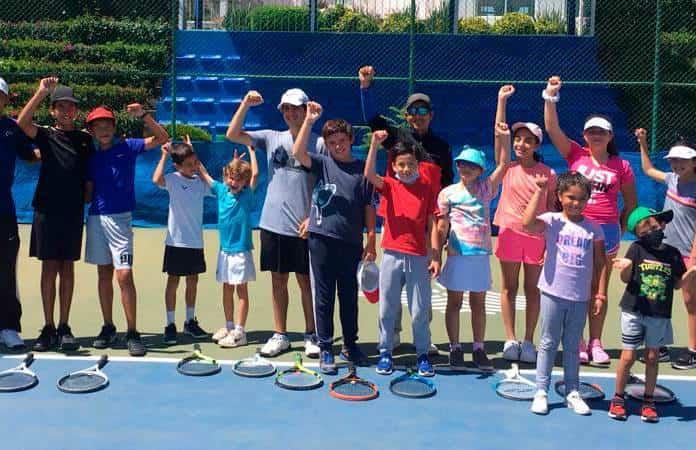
left=165, top=124, right=212, bottom=143
left=492, top=12, right=536, bottom=35
left=222, top=4, right=253, bottom=31
left=421, top=4, right=450, bottom=33
left=247, top=6, right=309, bottom=32
left=458, top=17, right=491, bottom=34
left=332, top=10, right=380, bottom=33
left=8, top=82, right=152, bottom=111
left=534, top=10, right=566, bottom=35
left=318, top=5, right=348, bottom=31
left=2, top=0, right=171, bottom=21
left=379, top=11, right=415, bottom=33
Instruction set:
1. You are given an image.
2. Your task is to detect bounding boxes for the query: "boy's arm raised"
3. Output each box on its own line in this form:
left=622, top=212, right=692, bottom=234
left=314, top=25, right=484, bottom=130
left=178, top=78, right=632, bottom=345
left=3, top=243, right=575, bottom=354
left=543, top=76, right=572, bottom=158
left=127, top=103, right=169, bottom=150
left=17, top=77, right=57, bottom=139
left=152, top=142, right=170, bottom=187
left=248, top=145, right=259, bottom=191
left=226, top=90, right=263, bottom=147
left=292, top=101, right=322, bottom=169
left=635, top=128, right=666, bottom=183
left=364, top=130, right=387, bottom=190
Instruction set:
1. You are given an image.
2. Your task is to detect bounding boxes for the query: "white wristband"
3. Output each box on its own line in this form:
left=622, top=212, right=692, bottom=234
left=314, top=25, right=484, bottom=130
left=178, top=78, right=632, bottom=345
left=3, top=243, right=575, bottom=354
left=542, top=89, right=560, bottom=103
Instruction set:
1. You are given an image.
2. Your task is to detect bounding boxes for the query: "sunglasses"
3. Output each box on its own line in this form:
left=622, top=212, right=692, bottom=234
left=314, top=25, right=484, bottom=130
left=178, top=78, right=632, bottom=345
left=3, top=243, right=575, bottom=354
left=406, top=106, right=431, bottom=116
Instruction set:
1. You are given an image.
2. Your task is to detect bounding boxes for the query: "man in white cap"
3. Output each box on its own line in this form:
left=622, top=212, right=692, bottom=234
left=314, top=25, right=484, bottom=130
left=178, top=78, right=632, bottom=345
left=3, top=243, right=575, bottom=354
left=0, top=76, right=39, bottom=349
left=226, top=88, right=325, bottom=357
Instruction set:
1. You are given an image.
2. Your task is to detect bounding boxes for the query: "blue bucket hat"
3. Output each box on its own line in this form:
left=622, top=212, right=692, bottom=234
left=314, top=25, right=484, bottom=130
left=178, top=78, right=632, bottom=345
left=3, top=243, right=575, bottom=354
left=454, top=147, right=486, bottom=171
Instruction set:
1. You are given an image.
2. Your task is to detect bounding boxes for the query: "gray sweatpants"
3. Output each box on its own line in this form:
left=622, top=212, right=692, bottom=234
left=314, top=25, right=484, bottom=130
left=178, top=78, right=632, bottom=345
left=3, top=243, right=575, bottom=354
left=378, top=250, right=432, bottom=356
left=535, top=291, right=588, bottom=393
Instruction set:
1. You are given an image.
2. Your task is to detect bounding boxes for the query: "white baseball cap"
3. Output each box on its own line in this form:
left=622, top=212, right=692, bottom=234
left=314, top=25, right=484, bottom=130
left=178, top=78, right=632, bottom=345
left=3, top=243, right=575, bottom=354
left=664, top=145, right=696, bottom=160
left=583, top=117, right=613, bottom=132
left=357, top=260, right=379, bottom=304
left=277, top=88, right=308, bottom=111
left=0, top=77, right=9, bottom=96
left=512, top=122, right=543, bottom=144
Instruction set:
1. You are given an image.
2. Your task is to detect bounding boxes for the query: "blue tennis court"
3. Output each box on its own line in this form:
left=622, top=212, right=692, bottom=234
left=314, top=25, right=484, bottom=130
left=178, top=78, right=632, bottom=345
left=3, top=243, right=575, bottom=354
left=2, top=355, right=694, bottom=450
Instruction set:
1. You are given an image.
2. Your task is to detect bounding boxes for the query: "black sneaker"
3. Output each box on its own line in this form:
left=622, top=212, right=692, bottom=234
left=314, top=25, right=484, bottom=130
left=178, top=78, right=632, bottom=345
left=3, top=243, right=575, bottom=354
left=163, top=323, right=178, bottom=345
left=125, top=330, right=147, bottom=357
left=472, top=348, right=494, bottom=372
left=183, top=318, right=208, bottom=339
left=33, top=324, right=57, bottom=352
left=449, top=346, right=465, bottom=367
left=56, top=323, right=79, bottom=351
left=673, top=349, right=696, bottom=370
left=640, top=346, right=670, bottom=364
left=339, top=344, right=369, bottom=366
left=93, top=323, right=118, bottom=349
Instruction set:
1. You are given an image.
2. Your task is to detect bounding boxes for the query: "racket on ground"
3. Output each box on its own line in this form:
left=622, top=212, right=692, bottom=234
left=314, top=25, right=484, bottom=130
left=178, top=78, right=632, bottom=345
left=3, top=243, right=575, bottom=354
left=57, top=355, right=109, bottom=394
left=177, top=344, right=221, bottom=376
left=389, top=369, right=436, bottom=399
left=494, top=363, right=537, bottom=401
left=625, top=373, right=676, bottom=403
left=329, top=364, right=378, bottom=401
left=554, top=380, right=605, bottom=400
left=232, top=349, right=276, bottom=378
left=0, top=353, right=38, bottom=393
left=275, top=352, right=323, bottom=390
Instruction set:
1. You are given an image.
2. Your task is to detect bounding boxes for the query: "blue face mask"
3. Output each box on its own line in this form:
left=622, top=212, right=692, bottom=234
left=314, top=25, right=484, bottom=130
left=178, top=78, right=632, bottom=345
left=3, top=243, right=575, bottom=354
left=93, top=135, right=120, bottom=151
left=395, top=169, right=420, bottom=185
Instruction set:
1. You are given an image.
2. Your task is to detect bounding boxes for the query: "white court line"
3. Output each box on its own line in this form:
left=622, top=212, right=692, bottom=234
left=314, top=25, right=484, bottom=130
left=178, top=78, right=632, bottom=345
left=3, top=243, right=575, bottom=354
left=2, top=353, right=696, bottom=382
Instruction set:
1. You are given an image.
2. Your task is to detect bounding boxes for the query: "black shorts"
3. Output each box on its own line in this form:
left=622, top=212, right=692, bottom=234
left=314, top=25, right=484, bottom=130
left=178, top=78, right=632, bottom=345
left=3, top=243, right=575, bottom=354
left=259, top=228, right=309, bottom=274
left=30, top=210, right=84, bottom=261
left=162, top=245, right=206, bottom=276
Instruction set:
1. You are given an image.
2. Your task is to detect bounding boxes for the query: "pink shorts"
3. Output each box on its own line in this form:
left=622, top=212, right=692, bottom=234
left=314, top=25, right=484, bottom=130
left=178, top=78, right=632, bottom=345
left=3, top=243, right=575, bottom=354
left=495, top=227, right=545, bottom=266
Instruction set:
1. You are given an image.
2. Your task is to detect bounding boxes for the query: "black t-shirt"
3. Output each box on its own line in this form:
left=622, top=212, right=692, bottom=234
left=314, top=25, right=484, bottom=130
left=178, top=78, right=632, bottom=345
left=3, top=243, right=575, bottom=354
left=32, top=126, right=94, bottom=214
left=619, top=241, right=687, bottom=318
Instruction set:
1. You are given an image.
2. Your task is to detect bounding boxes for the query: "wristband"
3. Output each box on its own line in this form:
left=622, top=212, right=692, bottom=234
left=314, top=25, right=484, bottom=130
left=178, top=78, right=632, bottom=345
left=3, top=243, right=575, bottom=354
left=542, top=89, right=560, bottom=103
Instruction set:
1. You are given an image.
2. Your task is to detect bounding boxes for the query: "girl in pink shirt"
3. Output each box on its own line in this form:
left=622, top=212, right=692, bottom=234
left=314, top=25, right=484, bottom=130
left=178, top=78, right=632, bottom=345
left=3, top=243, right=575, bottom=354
left=544, top=76, right=638, bottom=365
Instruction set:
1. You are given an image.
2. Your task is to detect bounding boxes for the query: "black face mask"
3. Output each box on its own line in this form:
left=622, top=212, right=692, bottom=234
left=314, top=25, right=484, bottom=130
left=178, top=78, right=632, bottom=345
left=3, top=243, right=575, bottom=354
left=640, top=229, right=664, bottom=248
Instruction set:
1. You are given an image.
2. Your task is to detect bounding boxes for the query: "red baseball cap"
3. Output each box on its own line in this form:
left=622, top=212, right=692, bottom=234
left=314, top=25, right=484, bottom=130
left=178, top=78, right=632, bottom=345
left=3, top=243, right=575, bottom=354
left=86, top=106, right=115, bottom=124
left=357, top=261, right=380, bottom=304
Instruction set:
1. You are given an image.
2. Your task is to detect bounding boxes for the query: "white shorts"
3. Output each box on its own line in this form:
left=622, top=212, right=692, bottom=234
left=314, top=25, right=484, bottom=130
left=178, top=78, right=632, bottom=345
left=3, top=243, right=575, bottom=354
left=85, top=213, right=134, bottom=269
left=621, top=310, right=673, bottom=350
left=216, top=250, right=256, bottom=285
left=438, top=254, right=491, bottom=292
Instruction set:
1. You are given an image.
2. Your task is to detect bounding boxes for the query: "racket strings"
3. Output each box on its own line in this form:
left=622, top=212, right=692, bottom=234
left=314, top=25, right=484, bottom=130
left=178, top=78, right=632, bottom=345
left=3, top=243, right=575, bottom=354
left=0, top=372, right=36, bottom=390
left=332, top=380, right=377, bottom=397
left=59, top=373, right=106, bottom=391
left=234, top=361, right=275, bottom=377
left=390, top=378, right=435, bottom=397
left=496, top=379, right=537, bottom=400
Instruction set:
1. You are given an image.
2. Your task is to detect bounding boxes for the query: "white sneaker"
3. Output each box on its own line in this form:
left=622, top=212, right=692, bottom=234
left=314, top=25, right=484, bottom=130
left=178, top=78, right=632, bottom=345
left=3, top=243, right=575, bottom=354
left=219, top=329, right=247, bottom=348
left=304, top=334, right=320, bottom=358
left=520, top=341, right=537, bottom=363
left=0, top=329, right=25, bottom=349
left=260, top=333, right=290, bottom=357
left=212, top=327, right=229, bottom=342
left=531, top=390, right=548, bottom=415
left=566, top=390, right=591, bottom=415
left=503, top=340, right=521, bottom=361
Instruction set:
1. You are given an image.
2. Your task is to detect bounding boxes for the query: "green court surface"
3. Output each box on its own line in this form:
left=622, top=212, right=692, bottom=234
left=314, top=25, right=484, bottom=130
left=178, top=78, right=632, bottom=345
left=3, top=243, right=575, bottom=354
left=8, top=225, right=695, bottom=375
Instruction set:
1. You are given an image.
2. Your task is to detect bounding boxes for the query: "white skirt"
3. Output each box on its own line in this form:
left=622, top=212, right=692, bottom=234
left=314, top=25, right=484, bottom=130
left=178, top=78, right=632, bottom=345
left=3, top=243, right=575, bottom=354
left=438, top=254, right=491, bottom=292
left=216, top=250, right=256, bottom=284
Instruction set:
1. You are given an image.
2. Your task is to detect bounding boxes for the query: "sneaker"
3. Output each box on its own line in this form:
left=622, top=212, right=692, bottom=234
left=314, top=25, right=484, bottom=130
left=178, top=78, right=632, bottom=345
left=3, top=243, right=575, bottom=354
left=579, top=339, right=589, bottom=364
left=33, top=325, right=57, bottom=352
left=0, top=329, right=25, bottom=349
left=320, top=350, right=337, bottom=375
left=428, top=343, right=439, bottom=356
left=183, top=318, right=208, bottom=339
left=339, top=345, right=368, bottom=366
left=212, top=327, right=229, bottom=342
left=672, top=350, right=696, bottom=370
left=417, top=354, right=434, bottom=377
left=520, top=341, right=537, bottom=363
left=219, top=329, right=247, bottom=348
left=125, top=330, right=147, bottom=357
left=639, top=346, right=670, bottom=364
left=260, top=333, right=290, bottom=357
left=376, top=352, right=393, bottom=375
left=502, top=340, right=521, bottom=361
left=589, top=339, right=610, bottom=365
left=641, top=402, right=659, bottom=423
left=531, top=390, right=549, bottom=415
left=449, top=346, right=465, bottom=367
left=566, top=390, right=591, bottom=415
left=304, top=333, right=320, bottom=358
left=608, top=397, right=628, bottom=421
left=93, top=323, right=118, bottom=349
left=472, top=348, right=494, bottom=372
left=163, top=323, right=178, bottom=345
left=57, top=323, right=79, bottom=351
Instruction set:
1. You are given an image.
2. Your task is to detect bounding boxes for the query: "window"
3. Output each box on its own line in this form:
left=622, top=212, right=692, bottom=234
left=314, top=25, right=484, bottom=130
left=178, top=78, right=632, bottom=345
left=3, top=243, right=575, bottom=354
left=477, top=0, right=505, bottom=16
left=508, top=0, right=535, bottom=15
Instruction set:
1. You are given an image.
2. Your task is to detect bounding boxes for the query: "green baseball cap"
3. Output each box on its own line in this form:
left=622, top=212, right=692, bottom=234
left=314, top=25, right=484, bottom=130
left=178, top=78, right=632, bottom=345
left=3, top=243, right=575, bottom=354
left=453, top=147, right=486, bottom=171
left=627, top=206, right=673, bottom=233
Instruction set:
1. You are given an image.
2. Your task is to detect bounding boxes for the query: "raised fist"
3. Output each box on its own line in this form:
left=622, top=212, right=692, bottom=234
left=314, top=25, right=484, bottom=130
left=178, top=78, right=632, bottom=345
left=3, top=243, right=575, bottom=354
left=498, top=85, right=515, bottom=100
left=358, top=66, right=375, bottom=89
left=545, top=76, right=562, bottom=96
left=243, top=90, right=264, bottom=107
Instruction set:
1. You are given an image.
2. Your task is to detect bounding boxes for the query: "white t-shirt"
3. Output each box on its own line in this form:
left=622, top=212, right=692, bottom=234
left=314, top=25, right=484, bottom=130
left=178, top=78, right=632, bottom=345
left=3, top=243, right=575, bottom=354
left=162, top=172, right=212, bottom=248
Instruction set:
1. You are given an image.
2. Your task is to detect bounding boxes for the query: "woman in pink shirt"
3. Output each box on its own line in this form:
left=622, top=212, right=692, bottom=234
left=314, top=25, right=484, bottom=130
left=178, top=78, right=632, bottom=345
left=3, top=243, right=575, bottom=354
left=543, top=76, right=638, bottom=365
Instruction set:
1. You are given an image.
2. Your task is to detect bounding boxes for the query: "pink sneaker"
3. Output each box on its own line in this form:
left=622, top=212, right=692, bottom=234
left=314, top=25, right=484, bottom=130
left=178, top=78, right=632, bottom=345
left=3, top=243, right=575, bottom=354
left=589, top=339, right=610, bottom=365
left=579, top=339, right=589, bottom=364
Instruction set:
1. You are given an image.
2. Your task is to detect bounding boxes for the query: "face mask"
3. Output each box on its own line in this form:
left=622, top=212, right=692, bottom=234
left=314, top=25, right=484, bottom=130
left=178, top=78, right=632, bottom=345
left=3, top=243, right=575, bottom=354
left=395, top=169, right=420, bottom=185
left=640, top=229, right=664, bottom=248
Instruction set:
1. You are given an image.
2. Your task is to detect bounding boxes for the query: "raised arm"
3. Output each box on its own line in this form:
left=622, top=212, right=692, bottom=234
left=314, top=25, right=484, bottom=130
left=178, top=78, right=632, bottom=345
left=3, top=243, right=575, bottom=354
left=225, top=90, right=263, bottom=146
left=364, top=130, right=388, bottom=190
left=489, top=121, right=511, bottom=188
left=495, top=85, right=514, bottom=132
left=152, top=142, right=170, bottom=187
left=543, top=76, right=572, bottom=158
left=248, top=145, right=259, bottom=191
left=197, top=158, right=214, bottom=187
left=17, top=77, right=58, bottom=139
left=522, top=175, right=549, bottom=234
left=292, top=101, right=322, bottom=169
left=358, top=65, right=377, bottom=124
left=635, top=128, right=666, bottom=183
left=126, top=103, right=169, bottom=150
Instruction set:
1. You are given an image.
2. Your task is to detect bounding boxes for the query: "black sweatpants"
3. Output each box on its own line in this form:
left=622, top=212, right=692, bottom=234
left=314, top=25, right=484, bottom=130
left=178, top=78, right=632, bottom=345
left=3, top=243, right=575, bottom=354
left=0, top=218, right=21, bottom=331
left=309, top=232, right=362, bottom=352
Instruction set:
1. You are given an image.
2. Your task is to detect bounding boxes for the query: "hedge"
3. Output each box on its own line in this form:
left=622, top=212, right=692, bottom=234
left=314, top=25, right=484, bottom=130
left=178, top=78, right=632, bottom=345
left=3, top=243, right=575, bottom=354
left=7, top=83, right=151, bottom=111
left=458, top=17, right=491, bottom=34
left=492, top=12, right=536, bottom=35
left=3, top=0, right=172, bottom=21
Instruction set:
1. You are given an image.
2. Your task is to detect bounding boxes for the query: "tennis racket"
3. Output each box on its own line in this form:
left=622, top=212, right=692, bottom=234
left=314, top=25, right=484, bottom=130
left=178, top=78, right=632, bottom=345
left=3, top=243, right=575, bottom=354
left=177, top=344, right=221, bottom=376
left=232, top=349, right=276, bottom=378
left=0, top=353, right=39, bottom=393
left=494, top=363, right=537, bottom=401
left=329, top=364, right=378, bottom=401
left=57, top=355, right=109, bottom=394
left=625, top=373, right=676, bottom=403
left=389, top=369, right=436, bottom=399
left=275, top=352, right=323, bottom=390
left=554, top=380, right=605, bottom=401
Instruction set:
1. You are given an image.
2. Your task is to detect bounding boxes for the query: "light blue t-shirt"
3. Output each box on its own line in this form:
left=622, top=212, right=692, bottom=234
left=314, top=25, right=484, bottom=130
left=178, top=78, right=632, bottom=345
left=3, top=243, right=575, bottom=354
left=212, top=181, right=254, bottom=253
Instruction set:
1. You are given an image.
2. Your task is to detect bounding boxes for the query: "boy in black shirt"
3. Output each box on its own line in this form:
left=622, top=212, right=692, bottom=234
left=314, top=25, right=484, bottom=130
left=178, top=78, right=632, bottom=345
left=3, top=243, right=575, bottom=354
left=610, top=206, right=696, bottom=422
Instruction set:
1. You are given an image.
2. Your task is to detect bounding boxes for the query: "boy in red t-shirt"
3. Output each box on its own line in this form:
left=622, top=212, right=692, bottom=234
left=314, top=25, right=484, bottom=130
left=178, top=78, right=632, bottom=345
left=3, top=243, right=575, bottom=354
left=364, top=130, right=440, bottom=377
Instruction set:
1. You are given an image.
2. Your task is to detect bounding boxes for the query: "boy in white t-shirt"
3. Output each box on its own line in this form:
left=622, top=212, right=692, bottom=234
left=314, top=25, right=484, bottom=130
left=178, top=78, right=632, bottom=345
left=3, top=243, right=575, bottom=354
left=152, top=139, right=212, bottom=344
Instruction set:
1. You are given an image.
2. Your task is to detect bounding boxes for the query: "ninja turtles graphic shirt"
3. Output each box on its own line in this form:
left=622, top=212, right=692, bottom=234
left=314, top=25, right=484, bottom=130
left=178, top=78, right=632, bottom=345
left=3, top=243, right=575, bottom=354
left=619, top=241, right=686, bottom=318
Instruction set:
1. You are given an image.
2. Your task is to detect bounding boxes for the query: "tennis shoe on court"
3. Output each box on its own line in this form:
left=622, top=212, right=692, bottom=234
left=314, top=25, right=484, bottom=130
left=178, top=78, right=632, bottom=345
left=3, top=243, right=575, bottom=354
left=672, top=350, right=696, bottom=370
left=449, top=346, right=465, bottom=367
left=163, top=323, right=178, bottom=345
left=589, top=339, right=610, bottom=365
left=472, top=348, right=494, bottom=372
left=183, top=318, right=208, bottom=339
left=212, top=327, right=229, bottom=342
left=417, top=354, right=434, bottom=377
left=57, top=323, right=79, bottom=351
left=320, top=350, right=337, bottom=375
left=608, top=397, right=628, bottom=421
left=503, top=340, right=521, bottom=361
left=260, top=333, right=290, bottom=357
left=219, top=329, right=247, bottom=348
left=566, top=390, right=591, bottom=415
left=126, top=330, right=147, bottom=357
left=304, top=333, right=320, bottom=358
left=531, top=390, right=548, bottom=415
left=520, top=341, right=537, bottom=363
left=93, top=323, right=118, bottom=349
left=641, top=402, right=659, bottom=423
left=376, top=352, right=393, bottom=375
left=33, top=324, right=57, bottom=352
left=340, top=345, right=369, bottom=366
left=0, top=329, right=25, bottom=349
left=579, top=339, right=589, bottom=364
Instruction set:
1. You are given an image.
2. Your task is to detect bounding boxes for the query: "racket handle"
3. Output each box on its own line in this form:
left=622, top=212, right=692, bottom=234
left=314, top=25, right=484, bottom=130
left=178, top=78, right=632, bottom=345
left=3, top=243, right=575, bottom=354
left=25, top=352, right=35, bottom=366
left=348, top=364, right=357, bottom=376
left=294, top=352, right=302, bottom=366
left=97, top=354, right=109, bottom=369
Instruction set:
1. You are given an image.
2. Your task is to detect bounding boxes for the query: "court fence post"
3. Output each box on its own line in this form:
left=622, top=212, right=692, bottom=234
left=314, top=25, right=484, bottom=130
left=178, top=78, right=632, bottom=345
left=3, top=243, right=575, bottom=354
left=650, top=0, right=663, bottom=152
